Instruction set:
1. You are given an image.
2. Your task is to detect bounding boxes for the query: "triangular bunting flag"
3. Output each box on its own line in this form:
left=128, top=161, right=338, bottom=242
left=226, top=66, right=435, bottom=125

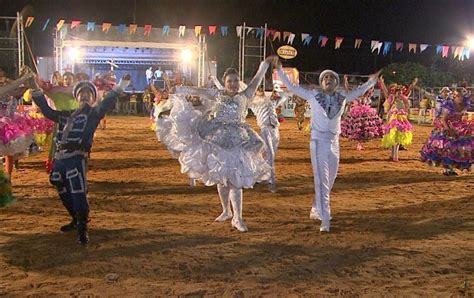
left=102, top=22, right=112, bottom=33
left=272, top=31, right=281, bottom=41
left=442, top=45, right=449, bottom=58
left=179, top=25, right=186, bottom=37
left=265, top=29, right=273, bottom=38
left=288, top=33, right=295, bottom=45
left=71, top=20, right=81, bottom=29
left=454, top=47, right=463, bottom=60
left=420, top=44, right=428, bottom=52
left=302, top=33, right=310, bottom=43
left=208, top=25, right=217, bottom=35
left=408, top=43, right=417, bottom=53
left=220, top=26, right=228, bottom=36
left=371, top=40, right=382, bottom=54
left=462, top=48, right=470, bottom=60
left=118, top=24, right=126, bottom=33
left=162, top=25, right=170, bottom=35
left=396, top=42, right=403, bottom=51
left=236, top=26, right=242, bottom=37
left=436, top=45, right=443, bottom=55
left=42, top=19, right=50, bottom=31
left=87, top=22, right=95, bottom=31
left=302, top=34, right=312, bottom=46
left=25, top=16, right=34, bottom=28
left=383, top=41, right=392, bottom=56
left=56, top=19, right=65, bottom=31
left=335, top=36, right=344, bottom=49
left=354, top=39, right=362, bottom=49
left=255, top=28, right=264, bottom=38
left=144, top=24, right=152, bottom=36
left=283, top=31, right=291, bottom=42
left=194, top=25, right=202, bottom=37
left=246, top=27, right=253, bottom=36
left=318, top=35, right=328, bottom=47
left=129, top=24, right=138, bottom=34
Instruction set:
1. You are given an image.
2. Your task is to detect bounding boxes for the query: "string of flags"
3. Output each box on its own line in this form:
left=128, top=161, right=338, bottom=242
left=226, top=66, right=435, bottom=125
left=22, top=16, right=471, bottom=60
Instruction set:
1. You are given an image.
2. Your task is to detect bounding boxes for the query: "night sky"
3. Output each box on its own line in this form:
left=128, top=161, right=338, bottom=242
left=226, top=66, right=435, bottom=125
left=1, top=0, right=473, bottom=75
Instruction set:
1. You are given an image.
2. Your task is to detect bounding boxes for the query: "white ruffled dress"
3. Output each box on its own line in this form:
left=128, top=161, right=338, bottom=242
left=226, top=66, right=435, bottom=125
left=159, top=62, right=271, bottom=188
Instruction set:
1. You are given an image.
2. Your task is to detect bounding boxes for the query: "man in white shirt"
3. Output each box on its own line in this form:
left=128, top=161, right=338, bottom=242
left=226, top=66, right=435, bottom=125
left=275, top=57, right=380, bottom=232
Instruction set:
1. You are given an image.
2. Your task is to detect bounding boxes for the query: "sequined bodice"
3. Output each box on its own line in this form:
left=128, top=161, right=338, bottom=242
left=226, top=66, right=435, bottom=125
left=211, top=93, right=248, bottom=123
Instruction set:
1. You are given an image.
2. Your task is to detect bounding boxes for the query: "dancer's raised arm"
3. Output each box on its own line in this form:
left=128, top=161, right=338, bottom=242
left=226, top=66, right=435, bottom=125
left=343, top=70, right=381, bottom=102
left=243, top=56, right=273, bottom=99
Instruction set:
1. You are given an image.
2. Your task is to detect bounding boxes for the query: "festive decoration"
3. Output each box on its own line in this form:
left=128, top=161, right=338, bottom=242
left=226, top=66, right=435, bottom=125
left=178, top=25, right=186, bottom=37
left=442, top=45, right=450, bottom=58
left=371, top=40, right=382, bottom=54
left=194, top=25, right=202, bottom=37
left=162, top=25, right=170, bottom=35
left=118, top=24, right=126, bottom=33
left=25, top=16, right=34, bottom=28
left=420, top=44, right=428, bottom=52
left=396, top=42, right=404, bottom=51
left=102, top=22, right=112, bottom=33
left=129, top=24, right=138, bottom=34
left=220, top=26, right=228, bottom=36
left=383, top=41, right=392, bottom=56
left=318, top=35, right=328, bottom=47
left=41, top=18, right=50, bottom=31
left=56, top=19, right=65, bottom=31
left=302, top=34, right=312, bottom=46
left=71, top=20, right=81, bottom=29
left=236, top=25, right=242, bottom=37
left=87, top=22, right=95, bottom=31
left=255, top=28, right=264, bottom=38
left=246, top=27, right=253, bottom=36
left=273, top=31, right=281, bottom=41
left=354, top=38, right=362, bottom=49
left=335, top=36, right=343, bottom=49
left=144, top=24, right=152, bottom=36
left=208, top=25, right=217, bottom=35
left=408, top=43, right=417, bottom=53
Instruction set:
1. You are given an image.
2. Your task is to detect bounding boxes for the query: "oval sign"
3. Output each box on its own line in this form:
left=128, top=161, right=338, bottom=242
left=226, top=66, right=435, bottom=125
left=277, top=45, right=298, bottom=59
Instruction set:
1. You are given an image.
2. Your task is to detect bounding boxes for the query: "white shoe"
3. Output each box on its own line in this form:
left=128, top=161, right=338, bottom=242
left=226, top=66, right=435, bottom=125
left=231, top=218, right=248, bottom=232
left=215, top=211, right=233, bottom=222
left=309, top=208, right=321, bottom=221
left=319, top=221, right=330, bottom=233
left=268, top=182, right=276, bottom=193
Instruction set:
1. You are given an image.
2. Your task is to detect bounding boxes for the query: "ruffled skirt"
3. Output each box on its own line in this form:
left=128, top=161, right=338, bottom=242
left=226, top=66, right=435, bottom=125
left=160, top=95, right=271, bottom=188
left=382, top=110, right=413, bottom=148
left=420, top=118, right=473, bottom=170
left=341, top=104, right=383, bottom=142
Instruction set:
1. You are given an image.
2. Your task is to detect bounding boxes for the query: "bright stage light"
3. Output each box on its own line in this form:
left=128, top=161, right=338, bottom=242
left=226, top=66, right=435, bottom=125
left=466, top=36, right=474, bottom=49
left=181, top=49, right=193, bottom=62
left=68, top=47, right=82, bottom=60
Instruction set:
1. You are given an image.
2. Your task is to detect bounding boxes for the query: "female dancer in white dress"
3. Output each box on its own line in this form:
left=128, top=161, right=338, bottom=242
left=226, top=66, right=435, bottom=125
left=162, top=56, right=276, bottom=232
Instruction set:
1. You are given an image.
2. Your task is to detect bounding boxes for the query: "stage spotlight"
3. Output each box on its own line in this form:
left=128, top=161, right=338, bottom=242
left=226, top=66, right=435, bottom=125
left=181, top=49, right=193, bottom=62
left=67, top=47, right=82, bottom=60
left=465, top=36, right=474, bottom=49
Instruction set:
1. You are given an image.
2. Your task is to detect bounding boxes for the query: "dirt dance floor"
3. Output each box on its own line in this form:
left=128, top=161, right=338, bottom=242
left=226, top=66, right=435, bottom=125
left=1, top=116, right=472, bottom=296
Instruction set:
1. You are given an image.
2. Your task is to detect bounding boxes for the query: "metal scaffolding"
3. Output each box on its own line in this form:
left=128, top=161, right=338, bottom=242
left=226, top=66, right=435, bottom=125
left=238, top=23, right=267, bottom=89
left=0, top=13, right=24, bottom=76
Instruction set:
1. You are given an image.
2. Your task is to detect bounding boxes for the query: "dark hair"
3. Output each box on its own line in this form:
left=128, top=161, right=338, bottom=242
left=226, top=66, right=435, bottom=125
left=222, top=68, right=239, bottom=82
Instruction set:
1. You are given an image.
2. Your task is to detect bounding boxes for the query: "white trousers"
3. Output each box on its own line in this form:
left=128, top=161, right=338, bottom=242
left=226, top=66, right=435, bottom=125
left=260, top=126, right=280, bottom=184
left=310, top=137, right=340, bottom=223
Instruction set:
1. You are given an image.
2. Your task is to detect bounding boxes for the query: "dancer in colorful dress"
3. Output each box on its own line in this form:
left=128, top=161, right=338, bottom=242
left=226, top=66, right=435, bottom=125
left=29, top=73, right=131, bottom=244
left=340, top=87, right=383, bottom=150
left=276, top=57, right=380, bottom=232
left=379, top=77, right=414, bottom=161
left=160, top=56, right=275, bottom=232
left=421, top=89, right=473, bottom=175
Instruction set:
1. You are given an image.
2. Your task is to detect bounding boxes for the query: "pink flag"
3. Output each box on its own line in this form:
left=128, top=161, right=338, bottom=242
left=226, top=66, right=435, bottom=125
left=442, top=45, right=449, bottom=58
left=395, top=42, right=403, bottom=51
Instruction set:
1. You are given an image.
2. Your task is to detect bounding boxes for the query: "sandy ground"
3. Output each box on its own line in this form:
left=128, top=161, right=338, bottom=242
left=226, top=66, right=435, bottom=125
left=0, top=116, right=472, bottom=296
